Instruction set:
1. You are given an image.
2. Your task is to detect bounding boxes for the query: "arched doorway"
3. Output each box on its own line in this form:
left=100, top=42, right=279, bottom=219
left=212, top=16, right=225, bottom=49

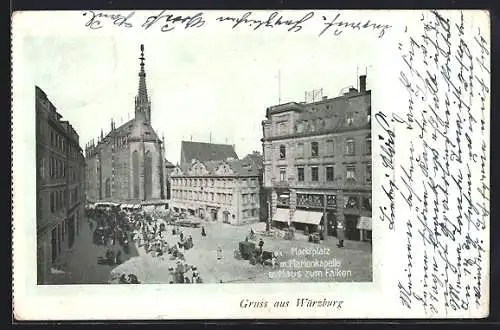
left=211, top=209, right=218, bottom=221
left=223, top=211, right=230, bottom=224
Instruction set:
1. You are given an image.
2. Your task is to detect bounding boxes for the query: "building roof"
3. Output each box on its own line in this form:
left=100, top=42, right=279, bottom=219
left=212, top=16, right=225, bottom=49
left=173, top=158, right=259, bottom=177
left=241, top=152, right=263, bottom=170
left=99, top=116, right=161, bottom=144
left=180, top=141, right=238, bottom=164
left=165, top=159, right=175, bottom=168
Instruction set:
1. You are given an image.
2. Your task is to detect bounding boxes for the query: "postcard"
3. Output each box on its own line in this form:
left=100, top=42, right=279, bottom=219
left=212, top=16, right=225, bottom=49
left=11, top=9, right=490, bottom=319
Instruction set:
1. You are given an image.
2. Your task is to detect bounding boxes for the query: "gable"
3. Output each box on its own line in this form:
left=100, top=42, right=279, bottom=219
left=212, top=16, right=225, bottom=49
left=214, top=162, right=234, bottom=175
left=189, top=161, right=209, bottom=176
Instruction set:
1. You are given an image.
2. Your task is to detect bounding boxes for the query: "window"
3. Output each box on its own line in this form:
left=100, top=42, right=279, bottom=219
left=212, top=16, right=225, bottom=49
left=366, top=137, right=372, bottom=155
left=311, top=167, right=319, bottom=182
left=105, top=178, right=111, bottom=198
left=296, top=143, right=304, bottom=158
left=311, top=142, right=319, bottom=157
left=326, top=166, right=334, bottom=181
left=211, top=193, right=214, bottom=201
left=366, top=163, right=372, bottom=183
left=346, top=112, right=354, bottom=126
left=50, top=192, right=55, bottom=213
left=326, top=139, right=335, bottom=155
left=297, top=167, right=304, bottom=182
left=346, top=164, right=356, bottom=181
left=279, top=144, right=286, bottom=159
left=279, top=168, right=286, bottom=182
left=345, top=196, right=359, bottom=209
left=40, top=158, right=45, bottom=178
left=362, top=196, right=372, bottom=211
left=51, top=228, right=57, bottom=263
left=346, top=138, right=355, bottom=155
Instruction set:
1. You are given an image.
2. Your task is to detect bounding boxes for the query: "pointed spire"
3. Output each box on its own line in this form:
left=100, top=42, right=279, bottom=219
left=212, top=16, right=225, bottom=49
left=135, top=44, right=150, bottom=123
left=100, top=128, right=104, bottom=140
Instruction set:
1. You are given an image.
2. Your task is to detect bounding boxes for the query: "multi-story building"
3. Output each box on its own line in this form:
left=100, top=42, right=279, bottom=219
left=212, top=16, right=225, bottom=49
left=169, top=142, right=260, bottom=225
left=240, top=151, right=267, bottom=223
left=84, top=45, right=167, bottom=205
left=261, top=75, right=372, bottom=241
left=36, top=86, right=86, bottom=284
left=165, top=159, right=176, bottom=200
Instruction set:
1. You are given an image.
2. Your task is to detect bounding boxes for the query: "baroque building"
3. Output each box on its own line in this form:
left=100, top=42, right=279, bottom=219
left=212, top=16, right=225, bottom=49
left=36, top=86, right=86, bottom=284
left=169, top=142, right=260, bottom=225
left=262, top=75, right=372, bottom=241
left=84, top=45, right=167, bottom=204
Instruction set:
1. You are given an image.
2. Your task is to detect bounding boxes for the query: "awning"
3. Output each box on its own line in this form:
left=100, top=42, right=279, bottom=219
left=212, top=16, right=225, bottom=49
left=357, top=216, right=372, bottom=230
left=272, top=208, right=290, bottom=223
left=292, top=210, right=323, bottom=225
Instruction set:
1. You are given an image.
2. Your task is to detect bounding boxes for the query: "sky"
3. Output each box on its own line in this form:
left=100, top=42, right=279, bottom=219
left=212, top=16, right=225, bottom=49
left=23, top=23, right=376, bottom=164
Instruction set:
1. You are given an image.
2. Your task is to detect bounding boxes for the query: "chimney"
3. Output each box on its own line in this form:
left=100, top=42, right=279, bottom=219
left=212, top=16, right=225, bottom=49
left=359, top=75, right=367, bottom=93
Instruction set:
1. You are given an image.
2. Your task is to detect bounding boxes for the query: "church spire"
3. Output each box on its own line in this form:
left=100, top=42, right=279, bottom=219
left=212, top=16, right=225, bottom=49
left=135, top=44, right=151, bottom=123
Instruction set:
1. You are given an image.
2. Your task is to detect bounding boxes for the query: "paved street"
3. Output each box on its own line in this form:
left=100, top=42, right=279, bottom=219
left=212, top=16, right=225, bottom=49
left=135, top=220, right=372, bottom=284
left=48, top=217, right=371, bottom=284
left=49, top=217, right=139, bottom=284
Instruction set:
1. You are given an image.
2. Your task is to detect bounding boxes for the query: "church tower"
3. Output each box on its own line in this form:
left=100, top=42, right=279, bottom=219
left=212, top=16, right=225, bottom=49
left=135, top=44, right=151, bottom=123
left=129, top=44, right=164, bottom=202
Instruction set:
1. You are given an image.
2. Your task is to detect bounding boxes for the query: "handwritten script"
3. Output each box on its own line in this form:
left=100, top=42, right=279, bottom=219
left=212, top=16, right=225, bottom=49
left=376, top=10, right=489, bottom=316
left=82, top=10, right=391, bottom=38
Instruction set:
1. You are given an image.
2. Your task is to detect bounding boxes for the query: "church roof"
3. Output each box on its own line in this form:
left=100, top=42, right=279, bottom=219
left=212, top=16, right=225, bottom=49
left=130, top=116, right=161, bottom=142
left=180, top=141, right=238, bottom=163
left=101, top=117, right=160, bottom=142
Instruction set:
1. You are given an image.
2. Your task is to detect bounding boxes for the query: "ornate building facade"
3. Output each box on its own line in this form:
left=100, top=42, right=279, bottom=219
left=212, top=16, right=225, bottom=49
left=169, top=142, right=260, bottom=225
left=84, top=45, right=167, bottom=204
left=262, top=75, right=372, bottom=241
left=36, top=86, right=86, bottom=284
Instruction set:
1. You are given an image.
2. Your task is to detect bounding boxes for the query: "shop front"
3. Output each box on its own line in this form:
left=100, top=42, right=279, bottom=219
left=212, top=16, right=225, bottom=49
left=357, top=216, right=372, bottom=242
left=292, top=209, right=322, bottom=233
left=272, top=207, right=290, bottom=229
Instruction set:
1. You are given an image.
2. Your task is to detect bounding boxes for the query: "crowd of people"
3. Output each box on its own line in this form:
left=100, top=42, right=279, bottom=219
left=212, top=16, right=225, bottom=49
left=86, top=206, right=131, bottom=265
left=128, top=210, right=204, bottom=284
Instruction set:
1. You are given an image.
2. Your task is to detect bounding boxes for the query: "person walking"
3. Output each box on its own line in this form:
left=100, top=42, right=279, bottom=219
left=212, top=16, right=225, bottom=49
left=336, top=219, right=345, bottom=248
left=216, top=246, right=223, bottom=261
left=201, top=226, right=207, bottom=237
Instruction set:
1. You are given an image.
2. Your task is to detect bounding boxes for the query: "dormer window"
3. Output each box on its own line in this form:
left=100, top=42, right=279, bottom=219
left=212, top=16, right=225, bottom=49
left=346, top=113, right=354, bottom=126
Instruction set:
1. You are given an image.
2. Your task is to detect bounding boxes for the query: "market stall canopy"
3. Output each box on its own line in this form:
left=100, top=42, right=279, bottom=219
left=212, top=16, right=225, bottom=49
left=292, top=210, right=323, bottom=225
left=357, top=216, right=372, bottom=230
left=272, top=208, right=290, bottom=223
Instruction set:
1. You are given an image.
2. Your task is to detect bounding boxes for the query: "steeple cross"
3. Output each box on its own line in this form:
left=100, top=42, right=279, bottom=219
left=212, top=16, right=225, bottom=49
left=139, top=44, right=145, bottom=68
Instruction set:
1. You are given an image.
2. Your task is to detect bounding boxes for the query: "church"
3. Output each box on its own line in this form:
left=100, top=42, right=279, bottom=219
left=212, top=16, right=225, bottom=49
left=85, top=45, right=167, bottom=203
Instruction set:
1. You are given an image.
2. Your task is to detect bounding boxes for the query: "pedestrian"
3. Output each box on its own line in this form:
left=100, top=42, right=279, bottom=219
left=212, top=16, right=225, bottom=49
left=216, top=246, right=223, bottom=261
left=336, top=219, right=345, bottom=248
left=258, top=239, right=264, bottom=253
left=201, top=226, right=206, bottom=237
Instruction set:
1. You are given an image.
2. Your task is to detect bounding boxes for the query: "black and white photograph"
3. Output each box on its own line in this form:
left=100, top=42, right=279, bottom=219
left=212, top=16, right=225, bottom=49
left=33, top=37, right=373, bottom=285
left=12, top=9, right=489, bottom=320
